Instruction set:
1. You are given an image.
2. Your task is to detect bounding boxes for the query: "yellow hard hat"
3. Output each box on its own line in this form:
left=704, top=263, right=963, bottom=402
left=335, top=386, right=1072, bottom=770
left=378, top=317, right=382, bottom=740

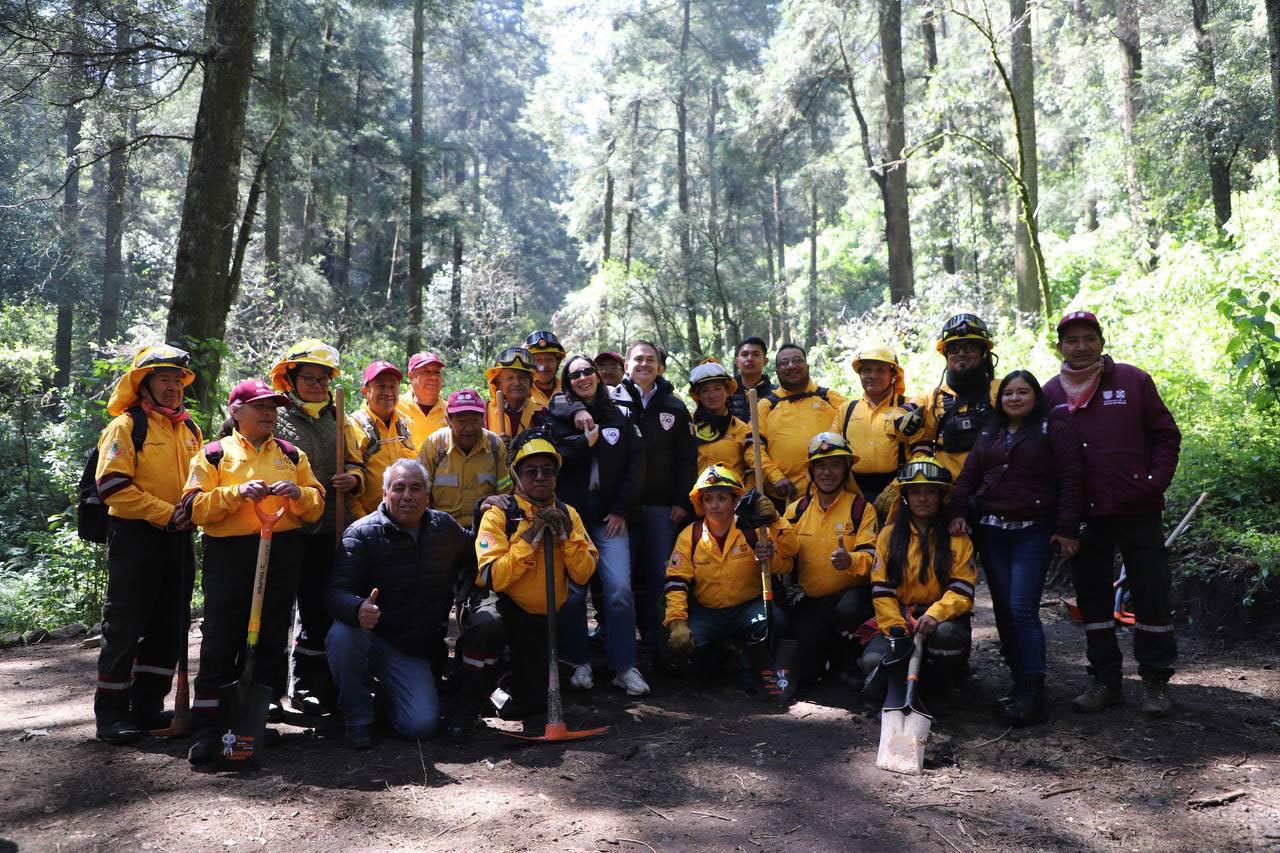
left=688, top=463, right=745, bottom=515
left=269, top=338, right=341, bottom=391
left=851, top=344, right=899, bottom=373
left=107, top=345, right=195, bottom=416
left=896, top=453, right=954, bottom=489
left=509, top=428, right=562, bottom=472
left=807, top=431, right=857, bottom=465
left=688, top=359, right=738, bottom=398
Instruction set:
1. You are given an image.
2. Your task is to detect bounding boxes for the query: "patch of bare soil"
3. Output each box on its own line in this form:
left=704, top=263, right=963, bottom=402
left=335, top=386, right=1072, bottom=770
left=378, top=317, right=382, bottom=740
left=2, top=588, right=1278, bottom=852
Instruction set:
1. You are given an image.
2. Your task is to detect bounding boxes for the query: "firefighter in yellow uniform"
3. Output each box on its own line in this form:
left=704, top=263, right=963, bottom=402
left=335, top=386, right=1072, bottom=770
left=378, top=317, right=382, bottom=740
left=830, top=344, right=912, bottom=503
left=397, top=351, right=448, bottom=448
left=418, top=389, right=512, bottom=529
left=91, top=345, right=204, bottom=744
left=861, top=455, right=977, bottom=708
left=773, top=433, right=879, bottom=687
left=755, top=344, right=848, bottom=502
left=183, top=379, right=325, bottom=764
left=525, top=330, right=566, bottom=408
left=664, top=465, right=797, bottom=686
left=689, top=360, right=782, bottom=490
left=346, top=360, right=416, bottom=518
left=485, top=347, right=547, bottom=439
left=898, top=314, right=1001, bottom=481
left=468, top=430, right=598, bottom=720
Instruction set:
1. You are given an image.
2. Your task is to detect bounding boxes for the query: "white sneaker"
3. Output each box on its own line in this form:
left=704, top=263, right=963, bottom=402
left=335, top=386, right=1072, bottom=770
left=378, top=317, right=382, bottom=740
left=569, top=663, right=594, bottom=690
left=612, top=667, right=651, bottom=697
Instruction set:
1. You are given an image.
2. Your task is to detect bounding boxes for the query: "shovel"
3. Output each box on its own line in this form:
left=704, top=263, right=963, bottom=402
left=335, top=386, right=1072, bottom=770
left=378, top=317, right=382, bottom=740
left=876, top=633, right=933, bottom=775
left=215, top=497, right=286, bottom=770
left=503, top=525, right=608, bottom=743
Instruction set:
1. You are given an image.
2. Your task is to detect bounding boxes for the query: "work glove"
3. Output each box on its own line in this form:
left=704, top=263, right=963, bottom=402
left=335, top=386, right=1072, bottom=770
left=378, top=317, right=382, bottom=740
left=894, top=403, right=924, bottom=437
left=734, top=489, right=774, bottom=532
left=539, top=505, right=571, bottom=539
left=668, top=620, right=694, bottom=656
left=753, top=491, right=779, bottom=524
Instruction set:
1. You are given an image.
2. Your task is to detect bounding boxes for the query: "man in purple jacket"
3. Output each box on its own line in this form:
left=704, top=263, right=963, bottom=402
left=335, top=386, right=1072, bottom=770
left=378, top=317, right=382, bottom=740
left=1044, top=311, right=1182, bottom=717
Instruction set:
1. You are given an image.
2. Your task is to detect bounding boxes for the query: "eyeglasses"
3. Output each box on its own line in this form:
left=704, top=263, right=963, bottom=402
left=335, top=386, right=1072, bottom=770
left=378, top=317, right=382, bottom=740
left=944, top=341, right=983, bottom=355
left=296, top=373, right=331, bottom=387
left=520, top=464, right=557, bottom=480
left=776, top=356, right=806, bottom=368
left=567, top=366, right=596, bottom=381
left=495, top=347, right=533, bottom=370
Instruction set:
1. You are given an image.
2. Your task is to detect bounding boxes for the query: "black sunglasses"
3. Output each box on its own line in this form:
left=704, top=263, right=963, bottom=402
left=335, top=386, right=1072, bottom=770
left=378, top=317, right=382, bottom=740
left=567, top=366, right=597, bottom=381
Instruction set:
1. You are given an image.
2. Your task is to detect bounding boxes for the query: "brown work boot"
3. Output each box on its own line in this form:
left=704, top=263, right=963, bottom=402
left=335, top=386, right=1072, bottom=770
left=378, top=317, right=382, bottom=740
left=1140, top=679, right=1173, bottom=718
left=1071, top=679, right=1123, bottom=713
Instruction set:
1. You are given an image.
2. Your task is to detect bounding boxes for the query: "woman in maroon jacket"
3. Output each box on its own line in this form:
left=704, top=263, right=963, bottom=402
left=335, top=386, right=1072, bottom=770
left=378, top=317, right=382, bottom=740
left=950, top=370, right=1084, bottom=726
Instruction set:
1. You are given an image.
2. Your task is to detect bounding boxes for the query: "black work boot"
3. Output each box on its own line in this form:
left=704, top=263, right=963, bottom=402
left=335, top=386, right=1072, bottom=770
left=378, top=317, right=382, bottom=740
left=96, top=718, right=145, bottom=745
left=1140, top=679, right=1173, bottom=718
left=1071, top=677, right=1124, bottom=713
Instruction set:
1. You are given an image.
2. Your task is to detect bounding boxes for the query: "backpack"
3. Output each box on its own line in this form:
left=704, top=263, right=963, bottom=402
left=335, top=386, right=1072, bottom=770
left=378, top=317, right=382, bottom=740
left=77, top=407, right=200, bottom=544
left=788, top=491, right=870, bottom=530
left=201, top=437, right=300, bottom=468
left=840, top=395, right=908, bottom=469
left=764, top=386, right=834, bottom=408
left=351, top=409, right=413, bottom=463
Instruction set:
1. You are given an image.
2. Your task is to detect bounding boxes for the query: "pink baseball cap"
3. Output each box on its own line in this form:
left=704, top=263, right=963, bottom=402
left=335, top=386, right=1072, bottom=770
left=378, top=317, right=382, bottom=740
left=228, top=379, right=288, bottom=408
left=446, top=389, right=487, bottom=415
left=407, top=351, right=444, bottom=373
left=362, top=360, right=403, bottom=385
left=595, top=351, right=625, bottom=367
left=1056, top=310, right=1102, bottom=337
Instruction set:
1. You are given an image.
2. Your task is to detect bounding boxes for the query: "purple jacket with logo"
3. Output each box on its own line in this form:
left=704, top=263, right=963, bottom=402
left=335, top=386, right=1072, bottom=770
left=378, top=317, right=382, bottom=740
left=1043, top=356, right=1181, bottom=518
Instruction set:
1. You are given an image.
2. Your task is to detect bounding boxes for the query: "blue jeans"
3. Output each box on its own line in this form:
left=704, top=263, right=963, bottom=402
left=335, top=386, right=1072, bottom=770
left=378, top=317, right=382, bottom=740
left=561, top=522, right=637, bottom=671
left=635, top=505, right=678, bottom=648
left=976, top=522, right=1052, bottom=677
left=325, top=621, right=439, bottom=738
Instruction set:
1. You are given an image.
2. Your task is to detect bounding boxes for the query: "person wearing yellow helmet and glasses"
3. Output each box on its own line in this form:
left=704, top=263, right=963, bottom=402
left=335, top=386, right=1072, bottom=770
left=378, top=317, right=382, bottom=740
left=772, top=433, right=880, bottom=690
left=860, top=454, right=977, bottom=710
left=689, top=360, right=783, bottom=491
left=830, top=344, right=913, bottom=504
left=898, top=314, right=1001, bottom=481
left=91, top=345, right=204, bottom=745
left=269, top=339, right=363, bottom=713
left=525, top=330, right=566, bottom=408
left=396, top=351, right=448, bottom=448
left=464, top=429, right=598, bottom=726
left=345, top=361, right=416, bottom=519
left=485, top=347, right=549, bottom=440
left=664, top=464, right=797, bottom=687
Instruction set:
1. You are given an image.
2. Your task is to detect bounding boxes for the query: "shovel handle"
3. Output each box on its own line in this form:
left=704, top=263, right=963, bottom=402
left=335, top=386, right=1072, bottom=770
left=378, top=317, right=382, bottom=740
left=334, top=386, right=345, bottom=548
left=253, top=496, right=287, bottom=537
left=495, top=390, right=507, bottom=438
left=906, top=633, right=925, bottom=683
left=746, top=389, right=772, bottom=600
left=542, top=528, right=564, bottom=727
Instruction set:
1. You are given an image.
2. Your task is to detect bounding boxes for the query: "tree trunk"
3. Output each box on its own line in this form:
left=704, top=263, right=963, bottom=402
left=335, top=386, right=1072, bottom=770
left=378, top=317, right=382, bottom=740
left=101, top=19, right=132, bottom=346
left=1191, top=0, right=1232, bottom=229
left=164, top=0, right=260, bottom=415
left=298, top=7, right=335, bottom=265
left=676, top=0, right=701, bottom=359
left=263, top=10, right=285, bottom=282
left=878, top=0, right=915, bottom=303
left=449, top=148, right=464, bottom=352
left=623, top=100, right=640, bottom=275
left=1010, top=0, right=1040, bottom=319
left=706, top=83, right=719, bottom=231
left=773, top=171, right=788, bottom=342
left=56, top=104, right=79, bottom=388
left=602, top=161, right=614, bottom=264
left=1269, top=0, right=1280, bottom=180
left=407, top=0, right=425, bottom=356
left=922, top=9, right=956, bottom=275
left=761, top=203, right=777, bottom=346
left=1116, top=0, right=1144, bottom=226
left=338, top=63, right=364, bottom=346
left=806, top=181, right=818, bottom=351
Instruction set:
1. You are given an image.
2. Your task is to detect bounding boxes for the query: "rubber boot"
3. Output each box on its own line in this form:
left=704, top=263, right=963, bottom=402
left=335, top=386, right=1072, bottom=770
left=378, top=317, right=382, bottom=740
left=999, top=675, right=1048, bottom=727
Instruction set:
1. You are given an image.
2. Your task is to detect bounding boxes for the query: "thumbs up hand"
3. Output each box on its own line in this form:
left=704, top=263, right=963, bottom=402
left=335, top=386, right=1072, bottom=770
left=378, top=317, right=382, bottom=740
left=831, top=537, right=853, bottom=571
left=359, top=587, right=381, bottom=629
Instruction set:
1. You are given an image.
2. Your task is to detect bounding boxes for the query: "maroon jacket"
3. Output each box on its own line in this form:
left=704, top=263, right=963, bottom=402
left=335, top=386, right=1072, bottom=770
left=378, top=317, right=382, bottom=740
left=950, top=411, right=1085, bottom=537
left=1043, top=356, right=1181, bottom=518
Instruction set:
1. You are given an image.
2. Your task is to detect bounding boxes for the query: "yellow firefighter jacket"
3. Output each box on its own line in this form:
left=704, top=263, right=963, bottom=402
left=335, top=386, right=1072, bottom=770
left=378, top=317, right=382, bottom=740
left=664, top=515, right=797, bottom=624
left=345, top=403, right=416, bottom=518
left=95, top=410, right=204, bottom=527
left=870, top=522, right=977, bottom=634
left=775, top=489, right=879, bottom=598
left=396, top=391, right=448, bottom=450
left=474, top=493, right=597, bottom=614
left=183, top=431, right=325, bottom=537
left=419, top=427, right=511, bottom=528
left=756, top=382, right=847, bottom=496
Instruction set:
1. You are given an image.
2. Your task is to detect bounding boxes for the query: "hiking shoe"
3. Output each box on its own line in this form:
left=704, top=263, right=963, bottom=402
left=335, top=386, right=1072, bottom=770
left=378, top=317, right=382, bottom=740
left=187, top=733, right=218, bottom=765
left=612, top=667, right=651, bottom=697
left=1071, top=680, right=1124, bottom=713
left=1140, top=680, right=1173, bottom=718
left=96, top=719, right=144, bottom=745
left=346, top=724, right=375, bottom=750
left=132, top=707, right=173, bottom=731
left=569, top=663, right=594, bottom=690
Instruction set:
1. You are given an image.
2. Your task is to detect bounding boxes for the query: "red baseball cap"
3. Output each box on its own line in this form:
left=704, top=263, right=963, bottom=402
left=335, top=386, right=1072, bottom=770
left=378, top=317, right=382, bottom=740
left=362, top=360, right=403, bottom=385
left=595, top=351, right=625, bottom=367
left=1056, top=310, right=1103, bottom=337
left=228, top=379, right=288, bottom=408
left=446, top=389, right=487, bottom=415
left=407, top=351, right=444, bottom=373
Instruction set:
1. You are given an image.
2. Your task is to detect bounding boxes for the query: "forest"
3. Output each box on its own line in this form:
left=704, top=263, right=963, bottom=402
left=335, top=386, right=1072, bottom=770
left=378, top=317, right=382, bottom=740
left=0, top=0, right=1279, bottom=632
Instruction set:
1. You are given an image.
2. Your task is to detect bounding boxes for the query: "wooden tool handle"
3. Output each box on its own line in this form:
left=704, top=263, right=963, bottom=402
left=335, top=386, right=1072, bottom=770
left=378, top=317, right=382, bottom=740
left=747, top=388, right=772, bottom=598
left=334, top=386, right=345, bottom=545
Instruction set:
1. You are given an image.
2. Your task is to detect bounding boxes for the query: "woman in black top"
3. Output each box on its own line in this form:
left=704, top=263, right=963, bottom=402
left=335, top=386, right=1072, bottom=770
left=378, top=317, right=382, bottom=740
left=544, top=354, right=649, bottom=696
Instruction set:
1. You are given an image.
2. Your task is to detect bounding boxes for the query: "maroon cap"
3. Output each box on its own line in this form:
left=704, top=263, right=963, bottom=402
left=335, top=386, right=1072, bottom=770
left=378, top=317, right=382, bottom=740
left=362, top=360, right=403, bottom=385
left=446, top=389, right=487, bottom=415
left=407, top=351, right=444, bottom=373
left=1056, top=310, right=1103, bottom=336
left=595, top=351, right=625, bottom=367
left=228, top=379, right=288, bottom=408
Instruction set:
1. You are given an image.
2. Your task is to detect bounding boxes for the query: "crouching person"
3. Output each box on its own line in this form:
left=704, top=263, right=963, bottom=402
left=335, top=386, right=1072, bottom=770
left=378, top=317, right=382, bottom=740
left=465, top=430, right=598, bottom=724
left=664, top=465, right=797, bottom=691
left=184, top=380, right=325, bottom=764
left=861, top=455, right=976, bottom=710
left=324, top=459, right=474, bottom=749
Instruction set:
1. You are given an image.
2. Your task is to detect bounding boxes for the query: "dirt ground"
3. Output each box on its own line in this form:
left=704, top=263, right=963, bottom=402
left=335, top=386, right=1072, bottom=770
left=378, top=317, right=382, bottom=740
left=2, top=586, right=1279, bottom=852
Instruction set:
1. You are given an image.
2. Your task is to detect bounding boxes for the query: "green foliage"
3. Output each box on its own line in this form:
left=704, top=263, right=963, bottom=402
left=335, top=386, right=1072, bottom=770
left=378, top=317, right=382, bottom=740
left=1218, top=287, right=1280, bottom=407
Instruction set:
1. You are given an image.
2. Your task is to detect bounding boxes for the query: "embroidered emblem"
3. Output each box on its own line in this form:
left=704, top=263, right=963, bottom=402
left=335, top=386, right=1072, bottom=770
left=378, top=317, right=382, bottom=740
left=659, top=413, right=675, bottom=431
left=477, top=532, right=495, bottom=550
left=602, top=427, right=620, bottom=445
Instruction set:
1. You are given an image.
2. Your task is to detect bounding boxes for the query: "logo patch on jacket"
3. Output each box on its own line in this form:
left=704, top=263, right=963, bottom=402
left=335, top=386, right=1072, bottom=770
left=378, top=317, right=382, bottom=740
left=602, top=427, right=620, bottom=445
left=1103, top=389, right=1127, bottom=406
left=477, top=532, right=494, bottom=550
left=659, top=413, right=675, bottom=431
left=107, top=440, right=121, bottom=460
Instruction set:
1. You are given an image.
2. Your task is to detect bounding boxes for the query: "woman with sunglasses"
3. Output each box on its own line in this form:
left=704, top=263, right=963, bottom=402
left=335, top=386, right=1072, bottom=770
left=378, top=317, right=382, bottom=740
left=544, top=355, right=650, bottom=696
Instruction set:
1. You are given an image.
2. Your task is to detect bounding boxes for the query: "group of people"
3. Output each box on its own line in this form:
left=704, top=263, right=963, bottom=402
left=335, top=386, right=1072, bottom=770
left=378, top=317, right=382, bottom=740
left=89, top=310, right=1182, bottom=764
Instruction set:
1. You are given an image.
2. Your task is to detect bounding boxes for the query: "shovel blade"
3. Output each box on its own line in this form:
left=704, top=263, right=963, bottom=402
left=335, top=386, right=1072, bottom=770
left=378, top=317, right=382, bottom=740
left=214, top=679, right=272, bottom=770
left=876, top=708, right=932, bottom=775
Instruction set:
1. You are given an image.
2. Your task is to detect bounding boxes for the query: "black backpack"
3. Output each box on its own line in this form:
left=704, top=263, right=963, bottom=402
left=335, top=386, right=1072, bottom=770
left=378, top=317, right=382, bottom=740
left=77, top=407, right=199, bottom=543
